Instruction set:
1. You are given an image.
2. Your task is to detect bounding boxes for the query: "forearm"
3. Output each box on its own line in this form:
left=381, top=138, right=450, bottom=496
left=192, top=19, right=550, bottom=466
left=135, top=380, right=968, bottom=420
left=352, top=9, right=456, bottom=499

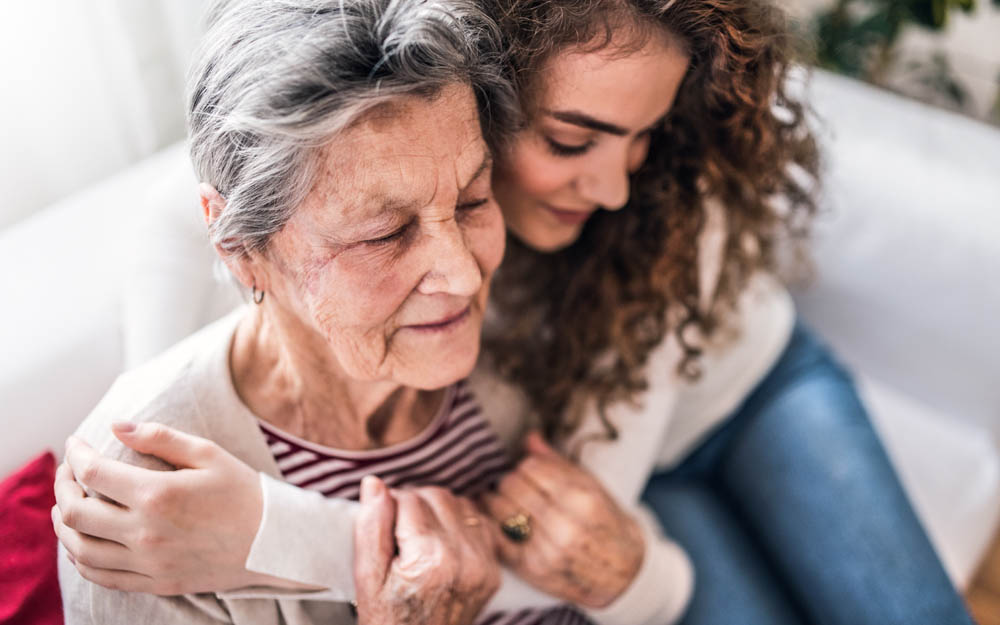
left=222, top=474, right=567, bottom=609
left=219, top=474, right=358, bottom=601
left=227, top=473, right=692, bottom=623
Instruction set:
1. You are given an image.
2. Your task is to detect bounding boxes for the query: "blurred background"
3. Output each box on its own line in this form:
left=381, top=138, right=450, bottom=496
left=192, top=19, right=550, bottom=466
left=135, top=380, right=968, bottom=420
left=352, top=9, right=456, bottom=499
left=0, top=0, right=996, bottom=230
left=0, top=0, right=997, bottom=622
left=790, top=0, right=1000, bottom=123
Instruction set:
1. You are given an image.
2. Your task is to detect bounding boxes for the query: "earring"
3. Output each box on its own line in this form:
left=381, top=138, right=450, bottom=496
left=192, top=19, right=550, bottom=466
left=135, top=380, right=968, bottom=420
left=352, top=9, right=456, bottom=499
left=252, top=283, right=265, bottom=305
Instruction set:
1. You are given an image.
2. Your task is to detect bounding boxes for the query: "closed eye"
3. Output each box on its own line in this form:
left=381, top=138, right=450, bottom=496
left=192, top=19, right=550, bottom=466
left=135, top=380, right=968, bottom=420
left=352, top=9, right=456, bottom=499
left=545, top=137, right=593, bottom=157
left=363, top=222, right=411, bottom=246
left=458, top=198, right=489, bottom=211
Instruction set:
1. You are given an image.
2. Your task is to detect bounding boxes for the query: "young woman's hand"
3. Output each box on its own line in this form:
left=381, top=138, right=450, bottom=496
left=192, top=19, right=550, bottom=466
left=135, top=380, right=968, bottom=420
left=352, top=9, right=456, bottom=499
left=52, top=423, right=305, bottom=595
left=354, top=478, right=500, bottom=625
left=479, top=431, right=646, bottom=609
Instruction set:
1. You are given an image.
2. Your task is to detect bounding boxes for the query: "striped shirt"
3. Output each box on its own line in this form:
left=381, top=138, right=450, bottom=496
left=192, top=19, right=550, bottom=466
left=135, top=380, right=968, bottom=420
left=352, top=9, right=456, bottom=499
left=259, top=380, right=592, bottom=625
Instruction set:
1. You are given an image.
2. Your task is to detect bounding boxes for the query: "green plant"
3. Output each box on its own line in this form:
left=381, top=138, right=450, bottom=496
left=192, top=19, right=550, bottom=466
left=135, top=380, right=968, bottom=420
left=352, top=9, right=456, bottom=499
left=814, top=0, right=976, bottom=86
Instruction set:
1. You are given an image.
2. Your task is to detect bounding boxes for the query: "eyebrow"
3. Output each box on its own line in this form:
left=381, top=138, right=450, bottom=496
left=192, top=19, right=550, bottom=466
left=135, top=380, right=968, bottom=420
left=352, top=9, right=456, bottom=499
left=546, top=109, right=629, bottom=137
left=462, top=150, right=493, bottom=190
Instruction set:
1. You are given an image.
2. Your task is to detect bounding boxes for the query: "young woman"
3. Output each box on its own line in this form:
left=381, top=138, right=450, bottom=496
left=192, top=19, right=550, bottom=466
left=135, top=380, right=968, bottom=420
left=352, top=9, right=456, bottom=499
left=54, top=0, right=974, bottom=623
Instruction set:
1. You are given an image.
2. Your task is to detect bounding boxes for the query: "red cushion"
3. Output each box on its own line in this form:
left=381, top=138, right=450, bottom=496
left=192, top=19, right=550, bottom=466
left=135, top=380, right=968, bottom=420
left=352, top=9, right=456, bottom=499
left=0, top=451, right=63, bottom=625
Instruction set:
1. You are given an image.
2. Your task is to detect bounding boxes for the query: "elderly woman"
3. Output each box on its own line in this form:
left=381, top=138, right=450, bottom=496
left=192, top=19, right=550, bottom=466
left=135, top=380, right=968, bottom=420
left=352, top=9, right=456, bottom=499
left=57, top=0, right=525, bottom=623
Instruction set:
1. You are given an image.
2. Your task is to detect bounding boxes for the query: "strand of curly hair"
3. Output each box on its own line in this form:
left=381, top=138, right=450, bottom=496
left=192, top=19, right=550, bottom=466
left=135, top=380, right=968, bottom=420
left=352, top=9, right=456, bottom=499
left=482, top=0, right=822, bottom=445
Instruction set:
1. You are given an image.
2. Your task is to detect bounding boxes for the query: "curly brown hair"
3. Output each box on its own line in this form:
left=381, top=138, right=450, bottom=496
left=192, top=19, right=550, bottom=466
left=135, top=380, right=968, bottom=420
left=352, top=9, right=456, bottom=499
left=482, top=0, right=821, bottom=443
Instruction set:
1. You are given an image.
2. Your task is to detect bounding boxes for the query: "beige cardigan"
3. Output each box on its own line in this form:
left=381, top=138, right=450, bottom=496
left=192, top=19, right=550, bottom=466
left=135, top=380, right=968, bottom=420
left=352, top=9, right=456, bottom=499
left=58, top=311, right=360, bottom=624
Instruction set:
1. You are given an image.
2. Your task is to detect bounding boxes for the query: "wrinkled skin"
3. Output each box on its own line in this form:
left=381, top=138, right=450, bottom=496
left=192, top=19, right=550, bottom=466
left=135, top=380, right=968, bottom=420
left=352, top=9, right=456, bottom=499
left=354, top=477, right=500, bottom=625
left=480, top=432, right=645, bottom=608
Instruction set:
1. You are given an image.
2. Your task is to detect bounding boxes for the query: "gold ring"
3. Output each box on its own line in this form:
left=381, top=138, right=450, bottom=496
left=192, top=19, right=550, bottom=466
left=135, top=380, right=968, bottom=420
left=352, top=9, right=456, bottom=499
left=500, top=513, right=532, bottom=542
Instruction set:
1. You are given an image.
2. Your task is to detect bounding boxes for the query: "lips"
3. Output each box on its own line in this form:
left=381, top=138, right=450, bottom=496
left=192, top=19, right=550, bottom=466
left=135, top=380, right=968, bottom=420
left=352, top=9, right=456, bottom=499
left=404, top=306, right=471, bottom=332
left=543, top=203, right=595, bottom=226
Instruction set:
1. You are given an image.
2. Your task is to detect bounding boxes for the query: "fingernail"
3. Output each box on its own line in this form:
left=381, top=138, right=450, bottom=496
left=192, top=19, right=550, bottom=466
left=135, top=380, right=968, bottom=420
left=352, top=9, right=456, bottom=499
left=112, top=421, right=136, bottom=434
left=361, top=475, right=384, bottom=501
left=360, top=475, right=375, bottom=501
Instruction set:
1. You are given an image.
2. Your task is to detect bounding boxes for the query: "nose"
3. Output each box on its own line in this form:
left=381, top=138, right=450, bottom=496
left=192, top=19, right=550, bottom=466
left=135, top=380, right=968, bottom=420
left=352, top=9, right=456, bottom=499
left=416, top=221, right=483, bottom=297
left=577, top=149, right=631, bottom=211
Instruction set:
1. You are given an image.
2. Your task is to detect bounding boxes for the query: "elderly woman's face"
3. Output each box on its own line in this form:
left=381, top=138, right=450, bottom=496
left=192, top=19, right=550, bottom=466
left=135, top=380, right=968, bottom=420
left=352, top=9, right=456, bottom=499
left=252, top=85, right=504, bottom=389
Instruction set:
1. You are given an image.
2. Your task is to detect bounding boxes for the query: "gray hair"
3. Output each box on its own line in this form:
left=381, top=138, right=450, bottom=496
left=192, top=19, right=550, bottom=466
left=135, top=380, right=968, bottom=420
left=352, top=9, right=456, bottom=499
left=188, top=0, right=519, bottom=255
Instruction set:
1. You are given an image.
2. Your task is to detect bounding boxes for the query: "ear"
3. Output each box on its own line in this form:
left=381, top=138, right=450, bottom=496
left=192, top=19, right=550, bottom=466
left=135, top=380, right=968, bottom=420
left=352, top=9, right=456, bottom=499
left=199, top=183, right=226, bottom=226
left=197, top=183, right=264, bottom=292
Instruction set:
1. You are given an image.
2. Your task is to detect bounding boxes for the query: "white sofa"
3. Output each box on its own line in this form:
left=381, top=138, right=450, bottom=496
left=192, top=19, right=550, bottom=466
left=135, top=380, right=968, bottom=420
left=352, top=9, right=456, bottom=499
left=1, top=68, right=997, bottom=592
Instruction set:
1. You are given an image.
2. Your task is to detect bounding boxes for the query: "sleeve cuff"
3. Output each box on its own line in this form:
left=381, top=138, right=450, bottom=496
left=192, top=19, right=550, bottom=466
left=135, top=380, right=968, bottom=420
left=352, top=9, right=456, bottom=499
left=583, top=507, right=694, bottom=625
left=221, top=473, right=360, bottom=601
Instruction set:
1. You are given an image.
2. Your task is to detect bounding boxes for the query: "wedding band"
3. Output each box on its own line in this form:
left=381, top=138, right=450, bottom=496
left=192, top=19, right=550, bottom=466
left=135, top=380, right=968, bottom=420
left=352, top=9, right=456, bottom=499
left=500, top=513, right=532, bottom=542
left=464, top=516, right=482, bottom=527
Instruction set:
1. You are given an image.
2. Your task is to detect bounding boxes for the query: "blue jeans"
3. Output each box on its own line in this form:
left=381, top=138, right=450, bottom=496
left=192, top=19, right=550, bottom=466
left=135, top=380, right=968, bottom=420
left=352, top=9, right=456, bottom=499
left=641, top=320, right=974, bottom=625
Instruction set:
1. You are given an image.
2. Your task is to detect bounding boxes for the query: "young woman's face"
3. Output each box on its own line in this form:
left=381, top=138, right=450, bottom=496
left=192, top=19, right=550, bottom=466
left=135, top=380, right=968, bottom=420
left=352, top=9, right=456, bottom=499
left=493, top=35, right=690, bottom=252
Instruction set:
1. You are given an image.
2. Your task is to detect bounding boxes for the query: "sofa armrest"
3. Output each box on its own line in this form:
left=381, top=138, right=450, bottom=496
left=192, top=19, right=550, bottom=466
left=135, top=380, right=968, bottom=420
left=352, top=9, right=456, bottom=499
left=0, top=145, right=190, bottom=476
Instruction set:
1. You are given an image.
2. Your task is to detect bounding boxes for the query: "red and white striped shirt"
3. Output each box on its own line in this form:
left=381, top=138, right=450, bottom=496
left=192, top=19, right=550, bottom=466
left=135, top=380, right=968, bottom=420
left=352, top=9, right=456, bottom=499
left=259, top=380, right=591, bottom=625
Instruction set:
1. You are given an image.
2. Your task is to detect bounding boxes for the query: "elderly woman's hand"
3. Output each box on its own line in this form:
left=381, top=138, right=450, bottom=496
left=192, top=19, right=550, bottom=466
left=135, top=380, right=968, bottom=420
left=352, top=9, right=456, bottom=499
left=52, top=423, right=308, bottom=594
left=355, top=477, right=500, bottom=625
left=479, top=432, right=646, bottom=609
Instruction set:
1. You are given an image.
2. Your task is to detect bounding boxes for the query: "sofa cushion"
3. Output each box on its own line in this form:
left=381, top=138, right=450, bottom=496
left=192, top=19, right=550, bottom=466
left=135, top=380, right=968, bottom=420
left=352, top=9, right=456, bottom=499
left=0, top=451, right=62, bottom=625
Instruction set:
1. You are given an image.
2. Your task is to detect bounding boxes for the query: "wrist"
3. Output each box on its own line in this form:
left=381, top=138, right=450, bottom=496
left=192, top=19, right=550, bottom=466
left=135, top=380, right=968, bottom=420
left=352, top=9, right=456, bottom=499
left=592, top=514, right=646, bottom=608
left=624, top=513, right=646, bottom=578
